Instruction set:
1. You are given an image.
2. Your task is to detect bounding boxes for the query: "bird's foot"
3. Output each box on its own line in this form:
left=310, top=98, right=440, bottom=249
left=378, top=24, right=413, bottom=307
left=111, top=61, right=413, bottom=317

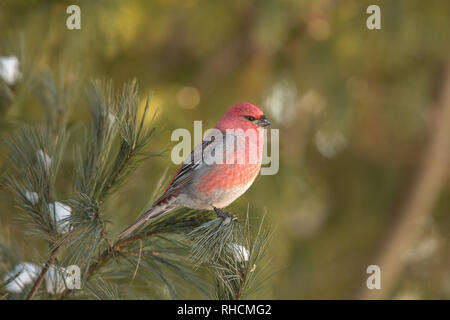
left=213, top=207, right=237, bottom=221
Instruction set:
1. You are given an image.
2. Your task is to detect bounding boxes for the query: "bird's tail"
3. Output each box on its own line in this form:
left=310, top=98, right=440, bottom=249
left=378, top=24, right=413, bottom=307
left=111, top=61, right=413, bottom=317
left=118, top=204, right=171, bottom=240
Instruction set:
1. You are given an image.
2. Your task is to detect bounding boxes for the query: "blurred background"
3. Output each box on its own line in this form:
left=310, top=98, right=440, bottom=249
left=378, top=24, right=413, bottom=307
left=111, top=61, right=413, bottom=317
left=1, top=0, right=450, bottom=299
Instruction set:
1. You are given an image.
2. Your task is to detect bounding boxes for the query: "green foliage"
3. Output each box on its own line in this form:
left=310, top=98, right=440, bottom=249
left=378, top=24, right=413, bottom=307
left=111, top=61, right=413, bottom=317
left=2, top=0, right=449, bottom=299
left=189, top=213, right=274, bottom=299
left=0, top=70, right=273, bottom=300
left=4, top=125, right=67, bottom=241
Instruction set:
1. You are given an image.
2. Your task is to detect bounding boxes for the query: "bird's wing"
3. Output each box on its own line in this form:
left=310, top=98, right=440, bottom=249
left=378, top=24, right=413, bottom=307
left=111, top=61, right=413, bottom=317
left=153, top=131, right=224, bottom=205
left=118, top=131, right=229, bottom=240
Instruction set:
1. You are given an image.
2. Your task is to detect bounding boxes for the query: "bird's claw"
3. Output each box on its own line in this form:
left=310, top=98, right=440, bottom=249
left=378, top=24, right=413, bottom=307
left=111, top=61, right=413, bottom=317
left=213, top=207, right=237, bottom=221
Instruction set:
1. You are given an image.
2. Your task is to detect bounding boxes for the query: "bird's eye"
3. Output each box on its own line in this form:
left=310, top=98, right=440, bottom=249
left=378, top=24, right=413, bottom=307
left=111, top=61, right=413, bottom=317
left=245, top=116, right=256, bottom=121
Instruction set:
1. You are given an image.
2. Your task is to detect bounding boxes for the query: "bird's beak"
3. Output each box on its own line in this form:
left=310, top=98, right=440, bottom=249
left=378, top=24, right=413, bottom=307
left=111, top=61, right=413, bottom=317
left=256, top=115, right=272, bottom=127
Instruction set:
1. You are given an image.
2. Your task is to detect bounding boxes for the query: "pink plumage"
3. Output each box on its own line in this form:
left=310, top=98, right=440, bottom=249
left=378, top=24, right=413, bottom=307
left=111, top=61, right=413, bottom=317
left=118, top=103, right=271, bottom=239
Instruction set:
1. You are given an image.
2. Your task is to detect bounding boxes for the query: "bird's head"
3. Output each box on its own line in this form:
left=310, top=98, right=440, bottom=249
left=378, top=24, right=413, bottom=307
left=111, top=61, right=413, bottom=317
left=215, top=103, right=271, bottom=131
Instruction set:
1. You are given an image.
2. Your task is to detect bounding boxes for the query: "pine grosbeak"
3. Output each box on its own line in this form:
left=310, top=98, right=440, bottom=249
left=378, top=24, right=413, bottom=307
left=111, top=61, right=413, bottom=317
left=119, top=103, right=271, bottom=239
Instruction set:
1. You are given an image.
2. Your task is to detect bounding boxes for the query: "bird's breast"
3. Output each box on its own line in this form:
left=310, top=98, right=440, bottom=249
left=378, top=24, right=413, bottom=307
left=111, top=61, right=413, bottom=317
left=196, top=163, right=261, bottom=193
left=188, top=128, right=264, bottom=208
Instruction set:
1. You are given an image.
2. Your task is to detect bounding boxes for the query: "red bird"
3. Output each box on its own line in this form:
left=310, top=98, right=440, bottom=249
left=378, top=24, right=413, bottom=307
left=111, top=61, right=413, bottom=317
left=118, top=103, right=271, bottom=239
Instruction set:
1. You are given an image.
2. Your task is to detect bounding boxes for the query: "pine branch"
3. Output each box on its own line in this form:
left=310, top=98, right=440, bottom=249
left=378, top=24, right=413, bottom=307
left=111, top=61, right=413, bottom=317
left=2, top=76, right=160, bottom=299
left=2, top=69, right=79, bottom=299
left=59, top=229, right=163, bottom=298
left=2, top=74, right=274, bottom=300
left=189, top=212, right=274, bottom=300
left=25, top=246, right=59, bottom=300
left=59, top=210, right=212, bottom=298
